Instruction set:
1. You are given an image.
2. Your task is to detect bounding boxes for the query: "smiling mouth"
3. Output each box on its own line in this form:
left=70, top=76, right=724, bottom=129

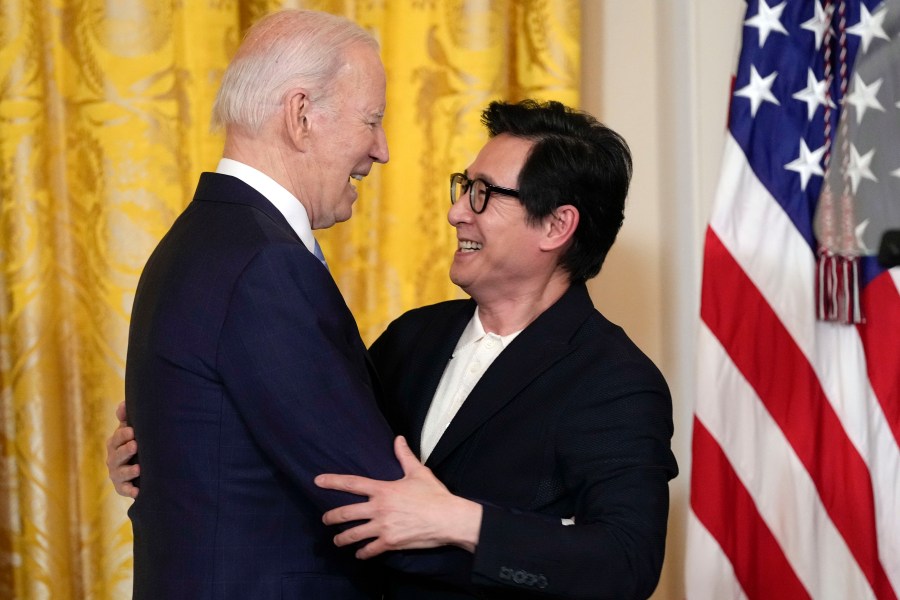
left=348, top=174, right=364, bottom=190
left=458, top=240, right=483, bottom=252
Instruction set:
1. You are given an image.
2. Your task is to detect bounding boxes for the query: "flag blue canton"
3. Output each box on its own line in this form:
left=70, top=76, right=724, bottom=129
left=730, top=0, right=898, bottom=288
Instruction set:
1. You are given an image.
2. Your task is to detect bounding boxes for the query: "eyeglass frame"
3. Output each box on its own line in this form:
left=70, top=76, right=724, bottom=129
left=449, top=172, right=520, bottom=214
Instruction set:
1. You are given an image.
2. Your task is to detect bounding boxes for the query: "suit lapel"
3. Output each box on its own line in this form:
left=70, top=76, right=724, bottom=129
left=403, top=303, right=475, bottom=458
left=425, top=283, right=595, bottom=468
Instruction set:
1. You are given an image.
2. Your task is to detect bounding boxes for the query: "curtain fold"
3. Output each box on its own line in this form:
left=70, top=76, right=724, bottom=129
left=0, top=1, right=579, bottom=597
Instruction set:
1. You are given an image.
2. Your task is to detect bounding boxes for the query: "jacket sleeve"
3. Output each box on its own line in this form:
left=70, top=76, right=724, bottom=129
left=470, top=375, right=677, bottom=600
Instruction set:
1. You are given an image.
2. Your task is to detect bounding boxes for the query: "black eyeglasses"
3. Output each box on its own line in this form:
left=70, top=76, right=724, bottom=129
left=450, top=172, right=520, bottom=214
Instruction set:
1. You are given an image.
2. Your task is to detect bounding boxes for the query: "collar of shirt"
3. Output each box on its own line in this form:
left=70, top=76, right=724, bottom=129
left=419, top=308, right=522, bottom=462
left=216, top=158, right=317, bottom=255
left=452, top=306, right=522, bottom=356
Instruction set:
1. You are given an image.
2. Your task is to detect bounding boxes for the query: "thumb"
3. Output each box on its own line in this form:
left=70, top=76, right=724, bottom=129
left=394, top=435, right=423, bottom=475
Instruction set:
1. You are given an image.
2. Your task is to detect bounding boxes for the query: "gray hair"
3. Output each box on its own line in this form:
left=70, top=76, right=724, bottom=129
left=211, top=10, right=379, bottom=134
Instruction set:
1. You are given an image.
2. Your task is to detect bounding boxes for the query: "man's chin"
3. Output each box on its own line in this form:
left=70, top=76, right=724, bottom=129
left=448, top=268, right=470, bottom=292
left=333, top=207, right=353, bottom=224
left=334, top=194, right=357, bottom=223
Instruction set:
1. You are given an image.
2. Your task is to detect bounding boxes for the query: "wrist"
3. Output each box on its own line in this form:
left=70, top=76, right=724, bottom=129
left=444, top=497, right=482, bottom=553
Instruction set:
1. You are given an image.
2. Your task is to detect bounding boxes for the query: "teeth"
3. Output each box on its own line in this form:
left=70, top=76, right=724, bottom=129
left=350, top=174, right=364, bottom=181
left=459, top=240, right=482, bottom=252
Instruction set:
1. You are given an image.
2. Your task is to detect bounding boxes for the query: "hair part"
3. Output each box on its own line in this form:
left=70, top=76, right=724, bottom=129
left=211, top=10, right=379, bottom=135
left=481, top=99, right=633, bottom=282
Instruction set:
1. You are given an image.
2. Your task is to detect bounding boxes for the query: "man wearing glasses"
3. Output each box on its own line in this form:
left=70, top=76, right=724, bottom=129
left=109, top=99, right=677, bottom=599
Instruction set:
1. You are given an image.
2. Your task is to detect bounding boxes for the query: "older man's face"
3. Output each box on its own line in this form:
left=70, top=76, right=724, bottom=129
left=300, top=43, right=389, bottom=229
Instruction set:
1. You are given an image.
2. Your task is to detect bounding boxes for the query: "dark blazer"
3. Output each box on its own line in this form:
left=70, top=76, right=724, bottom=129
left=370, top=283, right=678, bottom=600
left=126, top=172, right=461, bottom=599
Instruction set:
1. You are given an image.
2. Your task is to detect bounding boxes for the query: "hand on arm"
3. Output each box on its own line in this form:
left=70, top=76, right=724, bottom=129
left=315, top=436, right=483, bottom=559
left=105, top=401, right=140, bottom=499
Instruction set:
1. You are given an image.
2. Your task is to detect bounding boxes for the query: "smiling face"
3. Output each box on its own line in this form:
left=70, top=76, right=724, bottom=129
left=298, top=43, right=389, bottom=229
left=448, top=134, right=549, bottom=302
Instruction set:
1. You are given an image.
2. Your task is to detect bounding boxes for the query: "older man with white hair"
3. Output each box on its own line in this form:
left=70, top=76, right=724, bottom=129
left=122, top=10, right=462, bottom=599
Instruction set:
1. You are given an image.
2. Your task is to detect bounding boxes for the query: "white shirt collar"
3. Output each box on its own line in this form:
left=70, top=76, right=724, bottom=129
left=418, top=306, right=522, bottom=462
left=453, top=307, right=522, bottom=356
left=216, top=158, right=317, bottom=255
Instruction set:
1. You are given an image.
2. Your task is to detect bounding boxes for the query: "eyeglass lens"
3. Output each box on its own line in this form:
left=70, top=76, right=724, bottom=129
left=451, top=174, right=487, bottom=213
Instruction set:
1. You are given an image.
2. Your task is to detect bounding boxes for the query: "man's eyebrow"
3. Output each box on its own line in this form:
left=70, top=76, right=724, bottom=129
left=466, top=169, right=500, bottom=186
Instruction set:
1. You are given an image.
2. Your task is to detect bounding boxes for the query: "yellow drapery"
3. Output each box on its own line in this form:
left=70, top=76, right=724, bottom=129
left=0, top=1, right=579, bottom=597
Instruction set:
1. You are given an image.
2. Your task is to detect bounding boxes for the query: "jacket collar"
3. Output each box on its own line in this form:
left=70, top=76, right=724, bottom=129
left=193, top=171, right=304, bottom=247
left=401, top=303, right=475, bottom=458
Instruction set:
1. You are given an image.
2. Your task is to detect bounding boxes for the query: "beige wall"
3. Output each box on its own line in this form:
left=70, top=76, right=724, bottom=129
left=580, top=1, right=745, bottom=597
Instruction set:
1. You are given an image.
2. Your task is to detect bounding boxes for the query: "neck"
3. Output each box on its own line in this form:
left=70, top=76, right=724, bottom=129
left=472, top=270, right=571, bottom=336
left=223, top=129, right=295, bottom=195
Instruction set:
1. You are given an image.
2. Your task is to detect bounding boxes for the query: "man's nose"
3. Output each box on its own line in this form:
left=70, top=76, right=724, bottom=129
left=448, top=193, right=472, bottom=225
left=371, top=128, right=389, bottom=163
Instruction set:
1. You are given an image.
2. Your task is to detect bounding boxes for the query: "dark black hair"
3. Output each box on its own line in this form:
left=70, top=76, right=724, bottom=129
left=481, top=99, right=632, bottom=282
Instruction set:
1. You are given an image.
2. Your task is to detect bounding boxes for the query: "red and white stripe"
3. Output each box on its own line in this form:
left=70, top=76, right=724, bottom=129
left=686, top=135, right=900, bottom=599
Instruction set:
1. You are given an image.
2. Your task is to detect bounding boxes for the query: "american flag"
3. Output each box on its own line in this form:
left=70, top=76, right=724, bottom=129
left=686, top=1, right=900, bottom=599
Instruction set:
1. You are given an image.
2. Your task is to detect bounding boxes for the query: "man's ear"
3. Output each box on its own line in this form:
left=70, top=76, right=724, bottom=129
left=540, top=205, right=579, bottom=252
left=284, top=89, right=312, bottom=151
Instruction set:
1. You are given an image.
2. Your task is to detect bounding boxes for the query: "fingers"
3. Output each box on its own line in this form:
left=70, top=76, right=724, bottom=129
left=111, top=462, right=140, bottom=482
left=331, top=521, right=379, bottom=547
left=110, top=423, right=136, bottom=447
left=314, top=473, right=379, bottom=496
left=106, top=422, right=140, bottom=499
left=331, top=525, right=389, bottom=559
left=117, top=479, right=141, bottom=499
left=355, top=540, right=387, bottom=560
left=113, top=438, right=138, bottom=467
left=321, top=501, right=374, bottom=526
left=106, top=427, right=137, bottom=467
left=115, top=401, right=128, bottom=424
left=109, top=457, right=140, bottom=498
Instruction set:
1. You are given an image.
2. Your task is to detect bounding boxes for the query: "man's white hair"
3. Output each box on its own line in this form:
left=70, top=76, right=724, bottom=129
left=211, top=10, right=378, bottom=134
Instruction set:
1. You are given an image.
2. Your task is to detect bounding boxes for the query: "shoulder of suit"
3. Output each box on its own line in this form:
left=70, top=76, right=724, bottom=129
left=395, top=298, right=473, bottom=323
left=376, top=299, right=473, bottom=346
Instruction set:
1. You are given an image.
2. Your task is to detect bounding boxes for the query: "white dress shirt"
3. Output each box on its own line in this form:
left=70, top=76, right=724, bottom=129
left=419, top=308, right=521, bottom=462
left=216, top=158, right=319, bottom=255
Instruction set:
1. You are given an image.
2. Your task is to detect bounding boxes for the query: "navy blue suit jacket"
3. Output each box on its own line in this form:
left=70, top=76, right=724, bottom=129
left=126, top=173, right=462, bottom=599
left=370, top=283, right=678, bottom=599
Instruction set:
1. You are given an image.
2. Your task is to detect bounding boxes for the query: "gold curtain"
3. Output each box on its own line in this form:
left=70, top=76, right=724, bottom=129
left=0, top=1, right=579, bottom=597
